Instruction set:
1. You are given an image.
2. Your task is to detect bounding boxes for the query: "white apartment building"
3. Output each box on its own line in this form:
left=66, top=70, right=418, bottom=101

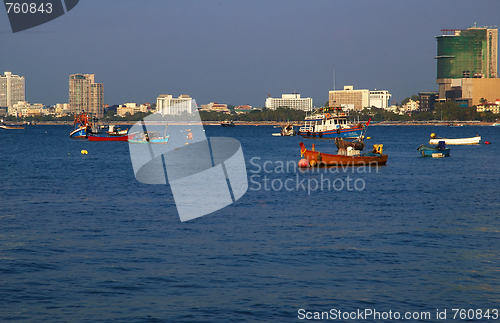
left=369, top=90, right=392, bottom=109
left=156, top=94, right=196, bottom=115
left=0, top=71, right=25, bottom=110
left=265, top=93, right=313, bottom=111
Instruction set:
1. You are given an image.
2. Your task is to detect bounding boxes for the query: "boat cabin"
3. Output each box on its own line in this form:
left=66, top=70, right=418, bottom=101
left=299, top=107, right=351, bottom=133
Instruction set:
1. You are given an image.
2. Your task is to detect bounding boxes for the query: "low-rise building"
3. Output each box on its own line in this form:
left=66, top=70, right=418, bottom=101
left=54, top=103, right=70, bottom=116
left=9, top=101, right=44, bottom=117
left=234, top=105, right=253, bottom=114
left=476, top=100, right=500, bottom=114
left=199, top=102, right=230, bottom=113
left=400, top=99, right=420, bottom=113
left=117, top=103, right=149, bottom=116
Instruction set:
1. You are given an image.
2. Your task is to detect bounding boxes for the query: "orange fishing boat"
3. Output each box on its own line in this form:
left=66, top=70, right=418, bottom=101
left=299, top=141, right=388, bottom=167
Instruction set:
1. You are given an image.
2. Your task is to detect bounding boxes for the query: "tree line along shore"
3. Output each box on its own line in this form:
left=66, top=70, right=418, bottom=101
left=3, top=101, right=498, bottom=125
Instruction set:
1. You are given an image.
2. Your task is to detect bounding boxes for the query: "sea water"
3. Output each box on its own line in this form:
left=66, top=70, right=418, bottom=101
left=0, top=125, right=499, bottom=322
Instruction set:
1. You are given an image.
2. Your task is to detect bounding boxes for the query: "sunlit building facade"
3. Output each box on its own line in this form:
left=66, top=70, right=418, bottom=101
left=0, top=71, right=25, bottom=110
left=265, top=93, right=313, bottom=111
left=69, top=74, right=104, bottom=117
left=156, top=94, right=196, bottom=115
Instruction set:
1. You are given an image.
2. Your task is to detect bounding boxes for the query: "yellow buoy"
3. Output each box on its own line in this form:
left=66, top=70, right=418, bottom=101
left=367, top=137, right=371, bottom=140
left=81, top=150, right=88, bottom=155
left=430, top=133, right=436, bottom=138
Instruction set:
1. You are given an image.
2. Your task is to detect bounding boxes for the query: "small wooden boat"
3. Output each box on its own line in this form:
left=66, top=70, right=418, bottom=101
left=299, top=142, right=387, bottom=167
left=429, top=133, right=481, bottom=145
left=417, top=141, right=450, bottom=157
left=221, top=120, right=235, bottom=127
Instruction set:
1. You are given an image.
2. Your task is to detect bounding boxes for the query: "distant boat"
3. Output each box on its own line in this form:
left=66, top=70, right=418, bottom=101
left=0, top=123, right=25, bottom=129
left=106, top=125, right=128, bottom=136
left=429, top=133, right=481, bottom=145
left=297, top=107, right=366, bottom=139
left=272, top=123, right=296, bottom=136
left=128, top=131, right=169, bottom=144
left=221, top=120, right=235, bottom=127
left=492, top=123, right=500, bottom=127
left=417, top=141, right=450, bottom=157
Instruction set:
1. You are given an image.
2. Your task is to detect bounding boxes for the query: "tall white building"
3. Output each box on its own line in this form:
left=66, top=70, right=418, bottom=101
left=156, top=94, right=196, bottom=115
left=265, top=93, right=313, bottom=111
left=0, top=71, right=25, bottom=109
left=369, top=90, right=392, bottom=109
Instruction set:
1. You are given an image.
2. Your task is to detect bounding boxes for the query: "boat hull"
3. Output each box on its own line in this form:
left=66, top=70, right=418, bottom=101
left=128, top=138, right=169, bottom=144
left=88, top=134, right=133, bottom=142
left=299, top=142, right=387, bottom=167
left=69, top=126, right=87, bottom=138
left=417, top=145, right=450, bottom=157
left=0, top=125, right=25, bottom=129
left=298, top=126, right=364, bottom=139
left=429, top=136, right=480, bottom=145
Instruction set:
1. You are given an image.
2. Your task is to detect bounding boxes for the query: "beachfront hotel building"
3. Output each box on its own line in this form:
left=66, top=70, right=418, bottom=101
left=265, top=93, right=313, bottom=111
left=435, top=26, right=500, bottom=106
left=69, top=74, right=104, bottom=117
left=329, top=86, right=370, bottom=111
left=156, top=94, right=196, bottom=115
left=0, top=71, right=25, bottom=110
left=369, top=90, right=392, bottom=109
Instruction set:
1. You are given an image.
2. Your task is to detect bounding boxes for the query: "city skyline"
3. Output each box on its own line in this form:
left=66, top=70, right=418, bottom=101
left=1, top=0, right=499, bottom=108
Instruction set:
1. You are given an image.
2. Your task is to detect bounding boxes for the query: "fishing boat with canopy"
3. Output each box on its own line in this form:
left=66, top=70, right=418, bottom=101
left=297, top=106, right=366, bottom=139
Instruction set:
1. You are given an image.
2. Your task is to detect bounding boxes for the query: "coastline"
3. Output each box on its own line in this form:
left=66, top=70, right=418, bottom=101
left=26, top=120, right=498, bottom=126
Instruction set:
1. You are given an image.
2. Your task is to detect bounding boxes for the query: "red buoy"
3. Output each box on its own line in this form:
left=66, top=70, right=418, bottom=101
left=485, top=141, right=491, bottom=145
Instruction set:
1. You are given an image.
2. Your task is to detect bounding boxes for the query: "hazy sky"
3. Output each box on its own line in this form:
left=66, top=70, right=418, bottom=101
left=1, top=0, right=499, bottom=108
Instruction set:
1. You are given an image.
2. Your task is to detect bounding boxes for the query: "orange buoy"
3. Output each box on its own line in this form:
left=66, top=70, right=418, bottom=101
left=298, top=159, right=309, bottom=168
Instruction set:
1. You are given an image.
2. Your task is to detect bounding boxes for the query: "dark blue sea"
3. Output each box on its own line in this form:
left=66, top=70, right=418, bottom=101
left=1, top=124, right=499, bottom=322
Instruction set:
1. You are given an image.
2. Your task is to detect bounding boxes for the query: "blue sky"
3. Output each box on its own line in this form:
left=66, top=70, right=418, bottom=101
left=1, top=0, right=499, bottom=107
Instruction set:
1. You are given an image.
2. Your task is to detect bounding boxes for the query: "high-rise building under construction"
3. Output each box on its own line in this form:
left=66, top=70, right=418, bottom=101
left=435, top=26, right=499, bottom=106
left=436, top=27, right=497, bottom=79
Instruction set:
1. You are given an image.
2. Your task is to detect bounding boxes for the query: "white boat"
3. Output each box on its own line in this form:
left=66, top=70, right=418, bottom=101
left=297, top=107, right=365, bottom=139
left=272, top=123, right=296, bottom=136
left=492, top=123, right=500, bottom=127
left=429, top=133, right=481, bottom=145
